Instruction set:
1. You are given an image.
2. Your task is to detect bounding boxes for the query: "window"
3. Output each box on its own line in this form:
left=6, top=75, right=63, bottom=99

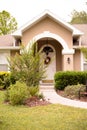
left=83, top=63, right=87, bottom=70
left=83, top=54, right=87, bottom=71
left=42, top=46, right=53, bottom=55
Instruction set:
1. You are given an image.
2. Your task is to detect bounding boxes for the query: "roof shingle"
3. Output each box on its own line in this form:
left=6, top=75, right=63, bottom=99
left=73, top=24, right=87, bottom=45
left=0, top=34, right=14, bottom=47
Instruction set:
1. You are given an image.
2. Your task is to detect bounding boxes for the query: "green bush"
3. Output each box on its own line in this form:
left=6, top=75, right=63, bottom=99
left=0, top=72, right=17, bottom=89
left=4, top=89, right=10, bottom=102
left=54, top=71, right=87, bottom=90
left=9, top=73, right=17, bottom=84
left=9, top=43, right=46, bottom=87
left=28, top=86, right=39, bottom=96
left=64, top=84, right=85, bottom=99
left=6, top=81, right=29, bottom=105
left=0, top=72, right=10, bottom=89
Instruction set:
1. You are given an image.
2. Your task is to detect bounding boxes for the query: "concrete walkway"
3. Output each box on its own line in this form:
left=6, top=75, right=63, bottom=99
left=40, top=85, right=87, bottom=109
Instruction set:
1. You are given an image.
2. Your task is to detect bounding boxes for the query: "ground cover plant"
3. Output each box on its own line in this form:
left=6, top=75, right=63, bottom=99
left=0, top=91, right=87, bottom=130
left=64, top=84, right=85, bottom=99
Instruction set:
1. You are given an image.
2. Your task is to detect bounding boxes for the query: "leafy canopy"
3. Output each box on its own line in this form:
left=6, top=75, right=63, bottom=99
left=0, top=10, right=17, bottom=35
left=81, top=47, right=87, bottom=62
left=70, top=10, right=87, bottom=24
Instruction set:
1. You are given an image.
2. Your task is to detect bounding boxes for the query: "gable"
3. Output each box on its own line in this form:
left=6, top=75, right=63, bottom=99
left=13, top=10, right=83, bottom=37
left=22, top=16, right=73, bottom=47
left=22, top=14, right=73, bottom=33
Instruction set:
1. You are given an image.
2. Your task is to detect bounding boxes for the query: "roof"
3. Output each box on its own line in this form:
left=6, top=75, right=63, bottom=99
left=12, top=10, right=83, bottom=36
left=73, top=24, right=87, bottom=45
left=0, top=34, right=20, bottom=50
left=0, top=35, right=14, bottom=46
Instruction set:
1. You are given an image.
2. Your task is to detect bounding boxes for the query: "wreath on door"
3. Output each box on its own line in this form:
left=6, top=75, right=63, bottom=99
left=44, top=56, right=51, bottom=65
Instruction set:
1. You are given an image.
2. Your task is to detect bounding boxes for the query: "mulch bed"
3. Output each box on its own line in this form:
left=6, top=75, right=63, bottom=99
left=57, top=90, right=87, bottom=102
left=24, top=96, right=51, bottom=107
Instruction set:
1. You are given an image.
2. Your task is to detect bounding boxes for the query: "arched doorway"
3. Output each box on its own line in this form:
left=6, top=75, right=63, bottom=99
left=27, top=32, right=75, bottom=82
left=40, top=44, right=56, bottom=82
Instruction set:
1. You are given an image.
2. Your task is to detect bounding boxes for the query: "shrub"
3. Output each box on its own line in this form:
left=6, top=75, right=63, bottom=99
left=6, top=81, right=29, bottom=105
left=38, top=93, right=44, bottom=100
left=0, top=72, right=17, bottom=89
left=28, top=86, right=39, bottom=96
left=0, top=72, right=10, bottom=89
left=4, top=89, right=10, bottom=102
left=9, top=73, right=17, bottom=84
left=9, top=43, right=46, bottom=87
left=54, top=71, right=87, bottom=90
left=64, top=84, right=85, bottom=99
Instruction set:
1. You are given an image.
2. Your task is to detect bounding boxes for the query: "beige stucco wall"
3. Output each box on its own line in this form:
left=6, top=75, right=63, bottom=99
left=22, top=17, right=72, bottom=49
left=62, top=54, right=74, bottom=71
left=74, top=49, right=81, bottom=71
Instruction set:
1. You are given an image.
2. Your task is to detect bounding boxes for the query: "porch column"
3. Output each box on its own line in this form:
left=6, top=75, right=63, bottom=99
left=62, top=49, right=75, bottom=71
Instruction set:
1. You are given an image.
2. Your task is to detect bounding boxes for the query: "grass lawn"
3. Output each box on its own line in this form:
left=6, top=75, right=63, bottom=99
left=0, top=91, right=87, bottom=130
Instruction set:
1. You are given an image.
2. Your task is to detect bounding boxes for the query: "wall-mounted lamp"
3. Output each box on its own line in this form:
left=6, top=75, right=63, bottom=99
left=67, top=57, right=70, bottom=64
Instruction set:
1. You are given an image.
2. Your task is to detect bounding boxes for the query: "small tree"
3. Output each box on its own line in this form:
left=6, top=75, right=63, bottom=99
left=81, top=47, right=87, bottom=62
left=9, top=42, right=46, bottom=87
left=0, top=10, right=17, bottom=35
left=70, top=10, right=87, bottom=24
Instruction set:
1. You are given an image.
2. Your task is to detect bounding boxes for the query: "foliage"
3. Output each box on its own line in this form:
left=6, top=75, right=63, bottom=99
left=54, top=71, right=87, bottom=90
left=70, top=10, right=87, bottom=24
left=0, top=91, right=87, bottom=130
left=9, top=73, right=17, bottom=84
left=9, top=42, right=46, bottom=87
left=0, top=72, right=16, bottom=89
left=38, top=93, right=44, bottom=99
left=64, top=84, right=85, bottom=99
left=5, top=81, right=29, bottom=105
left=0, top=72, right=10, bottom=89
left=28, top=86, right=39, bottom=96
left=0, top=10, right=17, bottom=35
left=81, top=47, right=87, bottom=62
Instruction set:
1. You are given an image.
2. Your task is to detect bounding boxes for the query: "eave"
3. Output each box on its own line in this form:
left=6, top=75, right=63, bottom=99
left=0, top=46, right=20, bottom=50
left=12, top=10, right=83, bottom=37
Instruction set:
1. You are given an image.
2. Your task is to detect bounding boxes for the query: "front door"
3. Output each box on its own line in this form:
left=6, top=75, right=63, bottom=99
left=41, top=45, right=56, bottom=82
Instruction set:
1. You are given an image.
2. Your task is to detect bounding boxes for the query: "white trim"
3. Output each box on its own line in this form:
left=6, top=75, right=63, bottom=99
left=62, top=49, right=75, bottom=55
left=12, top=10, right=83, bottom=36
left=32, top=31, right=69, bottom=50
left=27, top=32, right=75, bottom=55
left=40, top=43, right=56, bottom=53
left=0, top=46, right=20, bottom=50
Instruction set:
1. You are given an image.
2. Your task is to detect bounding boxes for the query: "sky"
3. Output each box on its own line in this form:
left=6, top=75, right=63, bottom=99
left=0, top=0, right=87, bottom=28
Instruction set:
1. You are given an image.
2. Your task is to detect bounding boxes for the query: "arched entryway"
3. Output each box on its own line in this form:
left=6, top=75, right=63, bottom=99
left=37, top=37, right=63, bottom=83
left=27, top=32, right=75, bottom=82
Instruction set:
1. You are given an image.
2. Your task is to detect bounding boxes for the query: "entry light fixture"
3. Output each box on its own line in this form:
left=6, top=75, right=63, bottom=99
left=67, top=57, right=70, bottom=64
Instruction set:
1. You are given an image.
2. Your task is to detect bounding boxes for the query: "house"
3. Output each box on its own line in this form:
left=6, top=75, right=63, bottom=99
left=0, top=34, right=21, bottom=71
left=0, top=10, right=87, bottom=82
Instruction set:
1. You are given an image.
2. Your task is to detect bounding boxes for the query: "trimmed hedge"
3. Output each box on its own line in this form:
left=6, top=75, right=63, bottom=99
left=54, top=71, right=87, bottom=90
